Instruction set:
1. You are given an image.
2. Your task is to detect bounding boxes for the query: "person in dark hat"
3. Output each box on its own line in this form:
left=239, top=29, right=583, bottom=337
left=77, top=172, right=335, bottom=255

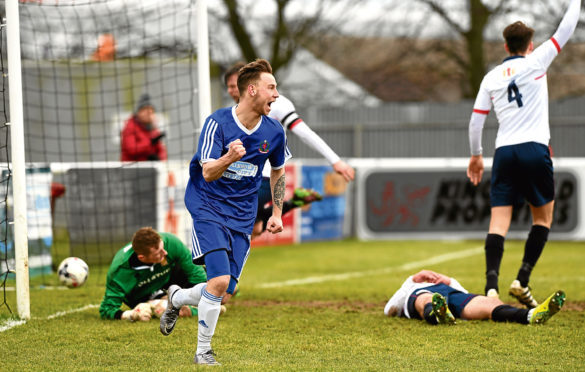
left=121, top=93, right=167, bottom=161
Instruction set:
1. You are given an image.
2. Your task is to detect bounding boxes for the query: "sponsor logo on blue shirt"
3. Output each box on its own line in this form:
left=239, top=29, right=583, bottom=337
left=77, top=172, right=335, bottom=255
left=222, top=161, right=258, bottom=180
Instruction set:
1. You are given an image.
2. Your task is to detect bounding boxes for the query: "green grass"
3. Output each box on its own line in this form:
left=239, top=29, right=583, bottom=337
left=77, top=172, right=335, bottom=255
left=1, top=239, right=585, bottom=371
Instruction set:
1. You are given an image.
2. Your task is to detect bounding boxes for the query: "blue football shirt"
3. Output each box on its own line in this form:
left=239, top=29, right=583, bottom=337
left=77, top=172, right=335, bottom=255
left=185, top=106, right=291, bottom=233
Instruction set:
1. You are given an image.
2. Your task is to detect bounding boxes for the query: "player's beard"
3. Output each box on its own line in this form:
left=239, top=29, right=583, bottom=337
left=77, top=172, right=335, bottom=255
left=252, top=97, right=270, bottom=116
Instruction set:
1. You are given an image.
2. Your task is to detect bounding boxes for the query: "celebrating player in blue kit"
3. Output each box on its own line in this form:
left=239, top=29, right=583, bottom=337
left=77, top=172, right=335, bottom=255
left=159, top=59, right=290, bottom=365
left=467, top=0, right=581, bottom=307
left=224, top=62, right=355, bottom=239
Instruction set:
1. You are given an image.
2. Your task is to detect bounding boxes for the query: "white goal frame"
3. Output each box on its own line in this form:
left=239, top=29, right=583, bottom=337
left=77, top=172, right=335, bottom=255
left=4, top=0, right=212, bottom=320
left=6, top=0, right=30, bottom=320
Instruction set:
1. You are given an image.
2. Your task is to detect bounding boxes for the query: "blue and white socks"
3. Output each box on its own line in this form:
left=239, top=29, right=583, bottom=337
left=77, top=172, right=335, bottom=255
left=171, top=283, right=206, bottom=308
left=197, top=289, right=223, bottom=354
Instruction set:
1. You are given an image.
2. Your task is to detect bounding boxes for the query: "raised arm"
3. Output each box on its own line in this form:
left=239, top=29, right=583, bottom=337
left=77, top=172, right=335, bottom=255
left=273, top=96, right=354, bottom=182
left=532, top=0, right=582, bottom=69
left=552, top=0, right=581, bottom=49
left=291, top=122, right=355, bottom=182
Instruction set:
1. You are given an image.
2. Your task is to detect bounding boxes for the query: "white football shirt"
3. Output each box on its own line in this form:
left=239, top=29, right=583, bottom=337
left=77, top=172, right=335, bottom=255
left=469, top=0, right=580, bottom=155
left=474, top=45, right=557, bottom=150
left=383, top=276, right=467, bottom=319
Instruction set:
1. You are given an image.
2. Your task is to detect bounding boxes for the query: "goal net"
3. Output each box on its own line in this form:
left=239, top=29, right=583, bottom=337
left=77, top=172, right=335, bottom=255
left=1, top=0, right=208, bottom=294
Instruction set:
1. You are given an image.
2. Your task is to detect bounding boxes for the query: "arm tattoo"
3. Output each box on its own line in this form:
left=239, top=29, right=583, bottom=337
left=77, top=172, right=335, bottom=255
left=273, top=174, right=285, bottom=210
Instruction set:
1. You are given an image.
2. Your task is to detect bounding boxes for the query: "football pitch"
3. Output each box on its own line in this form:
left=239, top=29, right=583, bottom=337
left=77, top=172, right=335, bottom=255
left=1, top=239, right=585, bottom=371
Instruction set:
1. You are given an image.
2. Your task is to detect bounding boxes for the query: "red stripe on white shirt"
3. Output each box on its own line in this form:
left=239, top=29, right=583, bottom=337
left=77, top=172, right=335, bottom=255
left=535, top=73, right=547, bottom=80
left=288, top=118, right=303, bottom=130
left=473, top=108, right=490, bottom=115
left=551, top=37, right=561, bottom=53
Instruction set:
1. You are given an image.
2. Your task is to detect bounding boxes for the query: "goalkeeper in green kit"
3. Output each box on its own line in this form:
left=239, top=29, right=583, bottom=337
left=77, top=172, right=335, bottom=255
left=100, top=227, right=215, bottom=322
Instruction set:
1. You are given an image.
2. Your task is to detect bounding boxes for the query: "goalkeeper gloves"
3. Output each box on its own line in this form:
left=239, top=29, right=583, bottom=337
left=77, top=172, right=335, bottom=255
left=121, top=302, right=152, bottom=322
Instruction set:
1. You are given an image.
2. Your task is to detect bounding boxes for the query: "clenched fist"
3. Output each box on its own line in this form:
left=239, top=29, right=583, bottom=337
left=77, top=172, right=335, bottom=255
left=266, top=215, right=283, bottom=234
left=227, top=139, right=246, bottom=162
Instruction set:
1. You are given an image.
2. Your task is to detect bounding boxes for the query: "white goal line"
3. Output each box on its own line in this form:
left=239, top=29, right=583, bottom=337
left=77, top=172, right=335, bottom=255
left=0, top=304, right=99, bottom=333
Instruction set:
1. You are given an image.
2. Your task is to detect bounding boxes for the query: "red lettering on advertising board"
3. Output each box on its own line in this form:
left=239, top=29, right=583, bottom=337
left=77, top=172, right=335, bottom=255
left=369, top=181, right=431, bottom=227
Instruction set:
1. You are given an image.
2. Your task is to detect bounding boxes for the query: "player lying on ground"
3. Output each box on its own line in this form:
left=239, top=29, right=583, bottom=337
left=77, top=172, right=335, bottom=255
left=384, top=270, right=565, bottom=325
left=99, top=227, right=224, bottom=322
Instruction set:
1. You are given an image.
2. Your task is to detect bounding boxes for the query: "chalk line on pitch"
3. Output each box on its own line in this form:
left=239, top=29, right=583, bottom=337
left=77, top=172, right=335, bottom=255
left=0, top=304, right=99, bottom=332
left=257, top=246, right=484, bottom=288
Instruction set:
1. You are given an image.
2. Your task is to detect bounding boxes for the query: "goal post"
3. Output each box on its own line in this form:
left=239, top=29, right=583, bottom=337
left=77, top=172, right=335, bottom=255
left=196, top=0, right=212, bottom=132
left=1, top=0, right=214, bottom=318
left=6, top=0, right=30, bottom=320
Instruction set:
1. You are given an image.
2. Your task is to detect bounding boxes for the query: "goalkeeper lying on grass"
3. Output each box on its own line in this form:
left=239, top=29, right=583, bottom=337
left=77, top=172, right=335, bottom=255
left=384, top=270, right=565, bottom=325
left=99, top=227, right=224, bottom=322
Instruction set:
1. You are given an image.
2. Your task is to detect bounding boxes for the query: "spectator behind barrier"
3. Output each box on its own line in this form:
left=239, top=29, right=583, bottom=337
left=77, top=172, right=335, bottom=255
left=121, top=93, right=167, bottom=161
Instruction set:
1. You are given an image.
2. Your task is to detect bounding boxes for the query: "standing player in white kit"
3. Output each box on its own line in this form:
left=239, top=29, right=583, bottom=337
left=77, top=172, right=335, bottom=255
left=466, top=0, right=581, bottom=307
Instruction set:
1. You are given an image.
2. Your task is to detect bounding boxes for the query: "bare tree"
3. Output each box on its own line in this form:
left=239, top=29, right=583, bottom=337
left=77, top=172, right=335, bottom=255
left=419, top=0, right=585, bottom=98
left=416, top=0, right=513, bottom=97
left=212, top=0, right=513, bottom=98
left=215, top=0, right=585, bottom=101
left=215, top=0, right=355, bottom=74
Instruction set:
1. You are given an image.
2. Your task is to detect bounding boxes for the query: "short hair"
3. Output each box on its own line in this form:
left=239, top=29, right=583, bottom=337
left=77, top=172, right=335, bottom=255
left=224, top=61, right=245, bottom=86
left=237, top=59, right=273, bottom=97
left=503, top=21, right=535, bottom=54
left=131, top=227, right=161, bottom=255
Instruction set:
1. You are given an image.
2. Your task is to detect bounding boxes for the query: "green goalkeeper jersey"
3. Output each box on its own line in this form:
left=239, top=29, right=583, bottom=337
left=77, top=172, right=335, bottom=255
left=99, top=232, right=207, bottom=320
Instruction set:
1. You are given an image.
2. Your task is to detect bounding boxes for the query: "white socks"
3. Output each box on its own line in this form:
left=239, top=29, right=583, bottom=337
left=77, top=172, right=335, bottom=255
left=171, top=283, right=206, bottom=308
left=196, top=289, right=223, bottom=354
left=527, top=308, right=535, bottom=323
left=171, top=284, right=223, bottom=354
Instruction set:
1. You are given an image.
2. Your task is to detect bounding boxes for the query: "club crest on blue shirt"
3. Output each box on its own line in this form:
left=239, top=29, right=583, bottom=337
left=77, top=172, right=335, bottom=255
left=259, top=140, right=270, bottom=153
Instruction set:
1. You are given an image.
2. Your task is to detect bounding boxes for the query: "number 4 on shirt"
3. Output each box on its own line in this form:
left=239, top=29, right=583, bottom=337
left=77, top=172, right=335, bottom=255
left=507, top=80, right=524, bottom=107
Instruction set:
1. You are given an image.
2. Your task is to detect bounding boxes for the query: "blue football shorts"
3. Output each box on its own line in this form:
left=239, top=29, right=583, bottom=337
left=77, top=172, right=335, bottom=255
left=490, top=142, right=554, bottom=207
left=407, top=283, right=477, bottom=319
left=190, top=219, right=251, bottom=294
left=256, top=177, right=272, bottom=217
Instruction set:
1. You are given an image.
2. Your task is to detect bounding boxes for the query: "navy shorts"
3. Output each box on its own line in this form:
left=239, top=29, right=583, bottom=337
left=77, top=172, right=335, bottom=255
left=256, top=177, right=272, bottom=221
left=490, top=142, right=554, bottom=207
left=190, top=219, right=251, bottom=290
left=407, top=283, right=477, bottom=319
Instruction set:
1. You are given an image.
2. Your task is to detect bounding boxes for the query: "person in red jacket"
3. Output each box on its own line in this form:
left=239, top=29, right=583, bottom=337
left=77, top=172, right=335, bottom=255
left=121, top=93, right=167, bottom=161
